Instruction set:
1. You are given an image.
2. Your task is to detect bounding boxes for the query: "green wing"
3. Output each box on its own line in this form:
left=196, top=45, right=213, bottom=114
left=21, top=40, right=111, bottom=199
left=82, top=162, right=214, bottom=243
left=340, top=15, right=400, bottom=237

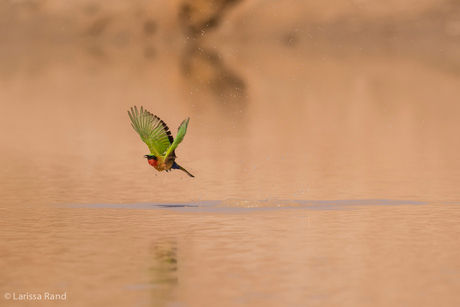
left=164, top=118, right=190, bottom=159
left=128, top=106, right=174, bottom=156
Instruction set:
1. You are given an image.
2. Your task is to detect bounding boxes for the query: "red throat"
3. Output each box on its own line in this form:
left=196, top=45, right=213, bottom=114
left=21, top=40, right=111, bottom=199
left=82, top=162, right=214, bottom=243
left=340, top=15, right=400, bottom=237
left=147, top=159, right=157, bottom=167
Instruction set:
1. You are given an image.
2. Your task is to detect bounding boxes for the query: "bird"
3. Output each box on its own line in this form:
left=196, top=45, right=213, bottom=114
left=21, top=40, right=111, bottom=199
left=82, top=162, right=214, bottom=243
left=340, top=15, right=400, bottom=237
left=128, top=106, right=194, bottom=177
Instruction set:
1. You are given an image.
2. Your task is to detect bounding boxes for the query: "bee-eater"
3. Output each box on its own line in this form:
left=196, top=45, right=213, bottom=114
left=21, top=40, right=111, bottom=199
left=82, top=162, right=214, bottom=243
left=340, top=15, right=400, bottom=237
left=128, top=106, right=194, bottom=177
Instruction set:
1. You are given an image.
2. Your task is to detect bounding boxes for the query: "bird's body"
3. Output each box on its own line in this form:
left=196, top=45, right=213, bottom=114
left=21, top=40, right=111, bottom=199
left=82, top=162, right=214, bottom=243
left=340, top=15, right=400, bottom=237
left=128, top=106, right=194, bottom=177
left=146, top=153, right=173, bottom=171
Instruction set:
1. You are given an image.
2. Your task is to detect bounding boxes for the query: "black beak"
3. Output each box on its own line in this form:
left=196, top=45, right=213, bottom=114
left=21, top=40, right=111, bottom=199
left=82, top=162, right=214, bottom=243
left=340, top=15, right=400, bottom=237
left=144, top=155, right=157, bottom=160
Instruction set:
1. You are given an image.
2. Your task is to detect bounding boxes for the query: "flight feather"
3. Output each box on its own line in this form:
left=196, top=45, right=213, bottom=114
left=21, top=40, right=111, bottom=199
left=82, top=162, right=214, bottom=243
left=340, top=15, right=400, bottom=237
left=127, top=106, right=173, bottom=156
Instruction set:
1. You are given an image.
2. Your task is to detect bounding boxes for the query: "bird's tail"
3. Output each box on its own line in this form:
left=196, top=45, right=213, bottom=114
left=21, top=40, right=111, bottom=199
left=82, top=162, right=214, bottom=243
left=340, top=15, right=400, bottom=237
left=171, top=162, right=194, bottom=177
left=175, top=163, right=194, bottom=178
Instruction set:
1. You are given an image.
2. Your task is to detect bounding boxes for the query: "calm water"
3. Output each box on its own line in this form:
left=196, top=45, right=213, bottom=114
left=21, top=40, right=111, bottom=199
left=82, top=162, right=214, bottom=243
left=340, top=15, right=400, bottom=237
left=1, top=202, right=460, bottom=307
left=1, top=2, right=460, bottom=306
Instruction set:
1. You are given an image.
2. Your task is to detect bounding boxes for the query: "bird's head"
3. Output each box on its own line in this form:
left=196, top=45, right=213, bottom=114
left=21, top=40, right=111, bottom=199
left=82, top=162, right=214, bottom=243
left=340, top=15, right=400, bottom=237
left=144, top=155, right=158, bottom=167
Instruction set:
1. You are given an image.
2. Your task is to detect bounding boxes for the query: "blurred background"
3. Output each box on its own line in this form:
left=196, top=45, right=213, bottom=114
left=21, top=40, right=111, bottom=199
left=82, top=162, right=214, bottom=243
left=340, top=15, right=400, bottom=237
left=1, top=0, right=459, bottom=205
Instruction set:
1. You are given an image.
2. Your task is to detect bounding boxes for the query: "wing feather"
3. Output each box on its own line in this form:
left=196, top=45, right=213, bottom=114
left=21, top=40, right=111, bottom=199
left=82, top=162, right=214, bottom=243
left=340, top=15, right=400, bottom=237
left=164, top=117, right=190, bottom=159
left=128, top=106, right=174, bottom=156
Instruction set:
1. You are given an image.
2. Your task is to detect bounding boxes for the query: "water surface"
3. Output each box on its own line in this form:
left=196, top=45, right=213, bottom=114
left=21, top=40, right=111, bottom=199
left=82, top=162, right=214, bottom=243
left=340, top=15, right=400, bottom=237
left=2, top=201, right=460, bottom=306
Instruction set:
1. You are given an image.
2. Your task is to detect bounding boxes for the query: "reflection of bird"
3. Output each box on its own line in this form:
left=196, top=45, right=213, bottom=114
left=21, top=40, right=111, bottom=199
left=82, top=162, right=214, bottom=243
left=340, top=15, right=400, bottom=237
left=128, top=106, right=194, bottom=177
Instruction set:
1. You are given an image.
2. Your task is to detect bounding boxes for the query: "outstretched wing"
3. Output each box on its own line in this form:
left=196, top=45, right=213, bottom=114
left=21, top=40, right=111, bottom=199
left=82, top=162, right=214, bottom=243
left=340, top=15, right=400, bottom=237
left=128, top=106, right=174, bottom=157
left=164, top=118, right=190, bottom=160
